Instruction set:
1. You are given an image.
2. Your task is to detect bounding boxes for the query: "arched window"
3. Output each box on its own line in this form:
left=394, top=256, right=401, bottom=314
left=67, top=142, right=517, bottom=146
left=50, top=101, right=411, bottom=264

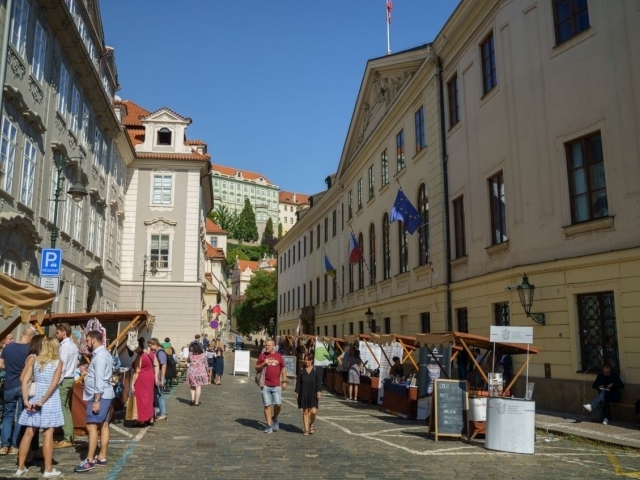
left=418, top=183, right=430, bottom=265
left=358, top=232, right=364, bottom=289
left=398, top=221, right=408, bottom=273
left=382, top=213, right=390, bottom=280
left=369, top=223, right=376, bottom=285
left=156, top=128, right=172, bottom=146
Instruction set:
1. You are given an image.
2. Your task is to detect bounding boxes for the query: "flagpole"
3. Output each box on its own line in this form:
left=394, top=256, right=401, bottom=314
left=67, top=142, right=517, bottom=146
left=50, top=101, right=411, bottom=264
left=386, top=1, right=391, bottom=55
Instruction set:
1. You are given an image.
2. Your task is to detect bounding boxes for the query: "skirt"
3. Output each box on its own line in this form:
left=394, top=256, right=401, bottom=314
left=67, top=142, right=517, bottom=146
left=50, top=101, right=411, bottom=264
left=348, top=367, right=361, bottom=385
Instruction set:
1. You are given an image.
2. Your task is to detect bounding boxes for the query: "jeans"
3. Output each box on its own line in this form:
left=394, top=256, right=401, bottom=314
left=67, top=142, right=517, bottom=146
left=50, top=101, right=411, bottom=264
left=261, top=386, right=282, bottom=407
left=155, top=386, right=166, bottom=417
left=1, top=386, right=23, bottom=448
left=591, top=390, right=610, bottom=420
left=59, top=378, right=74, bottom=442
left=457, top=364, right=468, bottom=381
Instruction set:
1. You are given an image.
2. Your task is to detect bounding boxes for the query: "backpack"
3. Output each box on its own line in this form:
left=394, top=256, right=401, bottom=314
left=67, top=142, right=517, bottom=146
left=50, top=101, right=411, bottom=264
left=164, top=352, right=178, bottom=380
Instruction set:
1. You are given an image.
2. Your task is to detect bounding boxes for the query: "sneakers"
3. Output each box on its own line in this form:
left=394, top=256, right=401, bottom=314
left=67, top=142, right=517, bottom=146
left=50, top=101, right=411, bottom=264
left=53, top=440, right=74, bottom=449
left=583, top=403, right=592, bottom=412
left=13, top=468, right=29, bottom=477
left=43, top=469, right=62, bottom=478
left=602, top=418, right=609, bottom=425
left=264, top=425, right=273, bottom=434
left=8, top=447, right=17, bottom=454
left=74, top=459, right=96, bottom=473
left=93, top=456, right=108, bottom=467
left=273, top=419, right=280, bottom=431
left=0, top=446, right=8, bottom=455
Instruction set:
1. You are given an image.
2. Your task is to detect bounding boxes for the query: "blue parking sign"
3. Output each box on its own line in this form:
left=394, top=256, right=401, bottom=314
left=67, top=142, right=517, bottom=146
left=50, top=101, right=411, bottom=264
left=40, top=248, right=62, bottom=276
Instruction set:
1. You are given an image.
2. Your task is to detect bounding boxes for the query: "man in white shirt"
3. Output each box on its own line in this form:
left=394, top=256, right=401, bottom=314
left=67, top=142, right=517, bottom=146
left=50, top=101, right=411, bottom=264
left=54, top=323, right=79, bottom=449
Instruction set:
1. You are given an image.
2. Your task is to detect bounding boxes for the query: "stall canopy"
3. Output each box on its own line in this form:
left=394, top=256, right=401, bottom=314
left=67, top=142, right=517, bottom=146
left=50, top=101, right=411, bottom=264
left=0, top=272, right=55, bottom=323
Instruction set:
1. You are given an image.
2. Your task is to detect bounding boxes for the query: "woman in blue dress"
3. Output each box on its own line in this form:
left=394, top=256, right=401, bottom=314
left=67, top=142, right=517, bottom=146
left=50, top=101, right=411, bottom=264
left=213, top=347, right=224, bottom=385
left=16, top=337, right=64, bottom=478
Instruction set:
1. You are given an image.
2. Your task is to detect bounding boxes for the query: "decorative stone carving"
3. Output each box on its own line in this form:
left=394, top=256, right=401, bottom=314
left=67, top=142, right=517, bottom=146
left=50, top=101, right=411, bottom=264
left=7, top=49, right=26, bottom=80
left=68, top=130, right=78, bottom=150
left=50, top=55, right=59, bottom=91
left=28, top=77, right=43, bottom=104
left=55, top=112, right=66, bottom=134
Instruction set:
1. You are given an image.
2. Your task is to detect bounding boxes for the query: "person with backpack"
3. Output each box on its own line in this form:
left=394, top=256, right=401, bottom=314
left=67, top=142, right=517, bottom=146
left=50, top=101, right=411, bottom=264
left=148, top=339, right=167, bottom=421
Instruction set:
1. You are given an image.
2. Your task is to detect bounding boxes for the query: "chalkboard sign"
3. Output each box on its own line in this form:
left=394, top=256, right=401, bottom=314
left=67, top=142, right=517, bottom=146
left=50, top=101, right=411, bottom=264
left=429, top=379, right=468, bottom=441
left=283, top=356, right=297, bottom=378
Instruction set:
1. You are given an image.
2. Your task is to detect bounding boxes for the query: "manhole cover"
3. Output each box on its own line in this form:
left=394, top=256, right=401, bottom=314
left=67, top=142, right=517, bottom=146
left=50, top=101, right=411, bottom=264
left=196, top=442, right=217, bottom=449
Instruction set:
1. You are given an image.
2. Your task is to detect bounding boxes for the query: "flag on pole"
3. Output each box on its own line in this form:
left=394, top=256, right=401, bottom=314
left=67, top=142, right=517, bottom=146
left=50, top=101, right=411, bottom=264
left=348, top=231, right=363, bottom=264
left=390, top=188, right=422, bottom=234
left=212, top=304, right=221, bottom=314
left=324, top=253, right=336, bottom=277
left=387, top=0, right=393, bottom=24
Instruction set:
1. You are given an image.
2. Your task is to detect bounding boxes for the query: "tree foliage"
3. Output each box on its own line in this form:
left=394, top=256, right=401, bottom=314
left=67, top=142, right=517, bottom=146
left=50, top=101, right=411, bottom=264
left=236, top=199, right=259, bottom=243
left=233, top=270, right=277, bottom=335
left=261, top=217, right=277, bottom=253
left=208, top=205, right=237, bottom=234
left=278, top=222, right=283, bottom=239
left=226, top=242, right=268, bottom=267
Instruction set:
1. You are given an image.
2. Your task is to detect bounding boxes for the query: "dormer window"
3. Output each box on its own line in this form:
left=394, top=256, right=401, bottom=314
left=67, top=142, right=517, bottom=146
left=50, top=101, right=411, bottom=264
left=157, top=128, right=172, bottom=146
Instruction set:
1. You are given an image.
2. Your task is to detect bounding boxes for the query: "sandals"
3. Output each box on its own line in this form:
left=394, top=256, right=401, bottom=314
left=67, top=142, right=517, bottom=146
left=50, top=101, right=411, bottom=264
left=309, top=425, right=315, bottom=434
left=302, top=430, right=309, bottom=436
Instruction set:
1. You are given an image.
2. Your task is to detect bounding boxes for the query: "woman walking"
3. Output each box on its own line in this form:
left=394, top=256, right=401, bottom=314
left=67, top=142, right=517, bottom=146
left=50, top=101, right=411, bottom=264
left=16, top=337, right=63, bottom=478
left=186, top=343, right=208, bottom=406
left=347, top=349, right=363, bottom=402
left=131, top=338, right=158, bottom=427
left=295, top=353, right=322, bottom=436
left=213, top=347, right=224, bottom=385
left=206, top=344, right=215, bottom=384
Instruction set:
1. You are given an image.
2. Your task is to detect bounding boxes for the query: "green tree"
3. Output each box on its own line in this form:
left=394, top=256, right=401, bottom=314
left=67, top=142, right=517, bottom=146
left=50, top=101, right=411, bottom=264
left=233, top=270, right=277, bottom=335
left=236, top=198, right=259, bottom=243
left=278, top=222, right=283, bottom=239
left=261, top=217, right=277, bottom=253
left=226, top=242, right=267, bottom=267
left=208, top=205, right=235, bottom=231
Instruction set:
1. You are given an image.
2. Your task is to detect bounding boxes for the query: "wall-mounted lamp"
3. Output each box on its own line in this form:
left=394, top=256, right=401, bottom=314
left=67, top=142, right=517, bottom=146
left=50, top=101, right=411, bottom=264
left=517, top=274, right=545, bottom=325
left=365, top=307, right=376, bottom=333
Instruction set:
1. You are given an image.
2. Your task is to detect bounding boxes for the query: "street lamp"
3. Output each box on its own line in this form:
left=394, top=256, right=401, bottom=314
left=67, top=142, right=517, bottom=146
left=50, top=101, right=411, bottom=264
left=50, top=154, right=88, bottom=247
left=517, top=274, right=545, bottom=325
left=365, top=307, right=376, bottom=333
left=141, top=255, right=158, bottom=310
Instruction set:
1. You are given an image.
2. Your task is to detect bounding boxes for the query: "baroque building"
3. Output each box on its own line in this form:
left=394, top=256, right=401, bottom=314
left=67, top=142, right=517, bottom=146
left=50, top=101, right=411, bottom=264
left=278, top=190, right=310, bottom=236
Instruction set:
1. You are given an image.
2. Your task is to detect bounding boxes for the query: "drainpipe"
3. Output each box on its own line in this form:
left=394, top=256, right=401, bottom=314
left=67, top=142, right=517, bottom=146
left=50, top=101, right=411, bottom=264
left=436, top=56, right=453, bottom=331
left=0, top=0, right=14, bottom=118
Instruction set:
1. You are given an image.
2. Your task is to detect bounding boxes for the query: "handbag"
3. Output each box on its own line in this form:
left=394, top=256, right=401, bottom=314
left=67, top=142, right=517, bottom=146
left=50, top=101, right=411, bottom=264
left=125, top=370, right=138, bottom=421
left=255, top=367, right=265, bottom=388
left=26, top=355, right=36, bottom=398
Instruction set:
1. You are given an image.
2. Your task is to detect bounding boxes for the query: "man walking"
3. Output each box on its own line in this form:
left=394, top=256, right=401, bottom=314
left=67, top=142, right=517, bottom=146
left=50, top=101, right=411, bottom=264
left=0, top=327, right=34, bottom=455
left=149, top=338, right=167, bottom=421
left=256, top=339, right=287, bottom=433
left=54, top=323, right=79, bottom=449
left=74, top=331, right=115, bottom=472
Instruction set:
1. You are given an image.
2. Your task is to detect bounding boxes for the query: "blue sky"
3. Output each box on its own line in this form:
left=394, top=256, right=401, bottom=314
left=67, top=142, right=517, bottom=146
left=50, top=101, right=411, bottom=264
left=101, top=1, right=460, bottom=195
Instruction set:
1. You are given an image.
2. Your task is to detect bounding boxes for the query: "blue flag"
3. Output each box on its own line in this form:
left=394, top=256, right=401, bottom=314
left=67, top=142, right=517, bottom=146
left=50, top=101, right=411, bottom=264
left=324, top=254, right=336, bottom=277
left=390, top=188, right=422, bottom=234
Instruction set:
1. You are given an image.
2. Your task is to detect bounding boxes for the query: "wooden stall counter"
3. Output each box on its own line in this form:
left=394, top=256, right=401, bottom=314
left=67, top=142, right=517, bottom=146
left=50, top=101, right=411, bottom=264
left=357, top=376, right=379, bottom=404
left=382, top=382, right=418, bottom=419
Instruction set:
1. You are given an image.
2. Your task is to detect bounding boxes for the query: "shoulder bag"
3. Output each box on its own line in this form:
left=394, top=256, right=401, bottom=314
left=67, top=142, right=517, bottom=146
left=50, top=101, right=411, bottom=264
left=26, top=355, right=36, bottom=398
left=255, top=365, right=266, bottom=387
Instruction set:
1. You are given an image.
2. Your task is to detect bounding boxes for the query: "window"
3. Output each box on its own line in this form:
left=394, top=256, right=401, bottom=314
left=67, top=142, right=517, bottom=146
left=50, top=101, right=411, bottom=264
left=382, top=213, right=390, bottom=280
left=298, top=241, right=301, bottom=261
left=20, top=139, right=37, bottom=207
left=316, top=277, right=320, bottom=305
left=297, top=286, right=300, bottom=309
left=157, top=128, right=172, bottom=146
left=358, top=321, right=364, bottom=335
left=414, top=108, right=425, bottom=153
left=58, top=63, right=70, bottom=116
left=2, top=258, right=17, bottom=277
left=107, top=214, right=115, bottom=258
left=453, top=196, right=466, bottom=258
left=332, top=276, right=337, bottom=300
left=88, top=206, right=95, bottom=251
left=349, top=322, right=354, bottom=335
left=73, top=199, right=83, bottom=242
left=398, top=221, right=408, bottom=274
left=369, top=224, right=376, bottom=285
left=70, top=86, right=80, bottom=133
left=32, top=22, right=47, bottom=83
left=68, top=284, right=76, bottom=313
left=95, top=213, right=103, bottom=257
left=332, top=210, right=337, bottom=237
left=420, top=312, right=431, bottom=333
left=316, top=224, right=320, bottom=246
left=448, top=75, right=460, bottom=128
left=292, top=245, right=296, bottom=265
left=63, top=180, right=72, bottom=233
left=381, top=150, right=389, bottom=187
left=480, top=33, right=497, bottom=94
left=341, top=203, right=344, bottom=231
left=457, top=308, right=469, bottom=333
left=152, top=174, right=173, bottom=205
left=116, top=220, right=123, bottom=264
left=324, top=274, right=328, bottom=303
left=397, top=129, right=406, bottom=170
left=357, top=179, right=363, bottom=210
left=489, top=171, right=507, bottom=245
left=566, top=132, right=608, bottom=223
left=309, top=229, right=313, bottom=253
left=324, top=217, right=328, bottom=243
left=210, top=236, right=218, bottom=247
left=284, top=217, right=288, bottom=224
left=358, top=233, right=364, bottom=289
left=348, top=262, right=353, bottom=293
left=316, top=326, right=320, bottom=336
left=303, top=236, right=306, bottom=257
left=577, top=292, right=619, bottom=372
left=303, top=284, right=306, bottom=307
left=1, top=116, right=18, bottom=193
left=417, top=184, right=429, bottom=266
left=348, top=191, right=353, bottom=219
left=324, top=325, right=328, bottom=337
left=341, top=265, right=344, bottom=299
left=10, top=0, right=29, bottom=56
left=309, top=280, right=313, bottom=307
left=81, top=103, right=89, bottom=147
left=333, top=325, right=337, bottom=338
left=93, top=129, right=101, bottom=168
left=553, top=0, right=589, bottom=45
left=494, top=303, right=510, bottom=326
left=151, top=234, right=170, bottom=268
left=368, top=166, right=375, bottom=200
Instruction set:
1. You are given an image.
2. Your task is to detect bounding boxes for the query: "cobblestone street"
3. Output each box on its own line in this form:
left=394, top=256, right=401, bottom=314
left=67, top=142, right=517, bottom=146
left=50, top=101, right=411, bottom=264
left=1, top=357, right=639, bottom=479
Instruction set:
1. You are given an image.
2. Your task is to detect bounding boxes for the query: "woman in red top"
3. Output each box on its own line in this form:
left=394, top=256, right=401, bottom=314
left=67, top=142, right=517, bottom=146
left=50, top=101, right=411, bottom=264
left=131, top=338, right=159, bottom=427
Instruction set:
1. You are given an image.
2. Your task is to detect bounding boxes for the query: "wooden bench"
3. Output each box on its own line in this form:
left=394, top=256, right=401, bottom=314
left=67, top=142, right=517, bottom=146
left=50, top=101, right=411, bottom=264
left=609, top=402, right=638, bottom=423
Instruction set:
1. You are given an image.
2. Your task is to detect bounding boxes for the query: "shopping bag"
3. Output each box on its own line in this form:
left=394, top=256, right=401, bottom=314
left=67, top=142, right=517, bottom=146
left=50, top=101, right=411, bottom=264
left=125, top=396, right=137, bottom=421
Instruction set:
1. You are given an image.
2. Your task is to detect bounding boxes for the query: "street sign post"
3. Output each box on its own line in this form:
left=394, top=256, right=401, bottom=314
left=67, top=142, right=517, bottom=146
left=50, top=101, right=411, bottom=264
left=40, top=249, right=62, bottom=277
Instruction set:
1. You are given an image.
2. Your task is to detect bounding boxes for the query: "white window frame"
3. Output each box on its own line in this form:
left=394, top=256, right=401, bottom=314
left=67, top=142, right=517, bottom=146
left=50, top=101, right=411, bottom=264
left=10, top=0, right=29, bottom=57
left=93, top=128, right=101, bottom=168
left=115, top=219, right=122, bottom=265
left=107, top=213, right=115, bottom=259
left=32, top=21, right=47, bottom=84
left=100, top=139, right=108, bottom=176
left=150, top=234, right=171, bottom=270
left=1, top=116, right=18, bottom=193
left=81, top=103, right=89, bottom=147
left=95, top=212, right=103, bottom=257
left=20, top=139, right=37, bottom=207
left=68, top=284, right=76, bottom=313
left=151, top=173, right=173, bottom=205
left=2, top=258, right=17, bottom=278
left=70, top=85, right=80, bottom=134
left=88, top=205, right=95, bottom=251
left=58, top=63, right=70, bottom=116
left=73, top=199, right=83, bottom=242
left=63, top=180, right=72, bottom=233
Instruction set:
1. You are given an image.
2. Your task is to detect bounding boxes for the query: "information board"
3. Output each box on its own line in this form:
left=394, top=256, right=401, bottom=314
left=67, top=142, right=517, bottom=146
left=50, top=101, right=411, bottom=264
left=283, top=356, right=297, bottom=378
left=233, top=350, right=250, bottom=376
left=429, top=379, right=468, bottom=441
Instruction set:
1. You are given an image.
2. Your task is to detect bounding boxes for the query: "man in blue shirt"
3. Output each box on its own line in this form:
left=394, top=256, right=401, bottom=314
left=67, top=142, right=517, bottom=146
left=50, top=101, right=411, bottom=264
left=75, top=331, right=115, bottom=472
left=149, top=338, right=167, bottom=421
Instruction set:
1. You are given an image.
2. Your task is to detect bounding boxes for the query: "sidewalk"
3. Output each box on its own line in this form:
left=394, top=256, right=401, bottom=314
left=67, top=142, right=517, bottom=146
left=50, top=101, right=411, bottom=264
left=536, top=410, right=640, bottom=449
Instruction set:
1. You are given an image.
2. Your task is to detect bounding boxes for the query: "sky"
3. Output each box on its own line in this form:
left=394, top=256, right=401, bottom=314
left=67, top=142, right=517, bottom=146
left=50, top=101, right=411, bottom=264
left=100, top=1, right=460, bottom=195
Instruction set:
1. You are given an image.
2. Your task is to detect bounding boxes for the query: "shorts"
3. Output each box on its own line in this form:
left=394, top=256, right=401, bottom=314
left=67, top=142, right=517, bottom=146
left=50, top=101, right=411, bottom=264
left=261, top=386, right=282, bottom=407
left=340, top=371, right=349, bottom=381
left=86, top=398, right=112, bottom=424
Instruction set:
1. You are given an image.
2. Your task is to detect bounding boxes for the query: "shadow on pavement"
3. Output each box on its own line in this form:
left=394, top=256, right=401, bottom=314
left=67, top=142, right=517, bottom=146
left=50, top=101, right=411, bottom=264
left=235, top=418, right=267, bottom=431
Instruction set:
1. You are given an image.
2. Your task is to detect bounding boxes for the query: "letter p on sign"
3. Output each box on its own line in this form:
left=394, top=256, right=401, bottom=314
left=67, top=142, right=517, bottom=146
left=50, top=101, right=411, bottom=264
left=40, top=248, right=62, bottom=277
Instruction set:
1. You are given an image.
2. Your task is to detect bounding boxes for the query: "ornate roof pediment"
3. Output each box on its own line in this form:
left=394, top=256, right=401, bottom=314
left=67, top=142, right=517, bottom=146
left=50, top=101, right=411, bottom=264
left=141, top=108, right=192, bottom=126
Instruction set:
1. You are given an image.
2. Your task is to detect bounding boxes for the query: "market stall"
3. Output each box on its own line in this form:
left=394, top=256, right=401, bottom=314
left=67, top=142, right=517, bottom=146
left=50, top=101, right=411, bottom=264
left=0, top=273, right=55, bottom=337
